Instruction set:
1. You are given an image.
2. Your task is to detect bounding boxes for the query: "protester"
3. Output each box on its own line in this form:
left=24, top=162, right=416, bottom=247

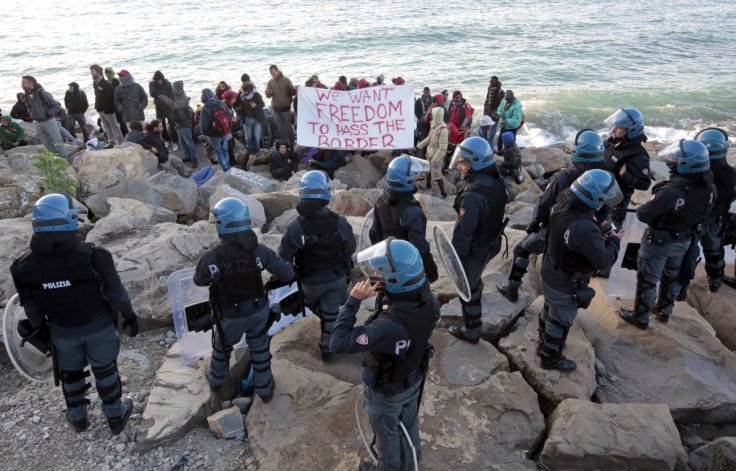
left=149, top=70, right=178, bottom=150
left=114, top=70, right=148, bottom=129
left=0, top=116, right=28, bottom=150
left=265, top=65, right=297, bottom=149
left=64, top=82, right=89, bottom=142
left=10, top=92, right=32, bottom=122
left=21, top=75, right=68, bottom=159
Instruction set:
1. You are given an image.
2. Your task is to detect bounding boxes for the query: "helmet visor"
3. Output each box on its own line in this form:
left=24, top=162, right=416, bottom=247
left=356, top=239, right=398, bottom=278
left=603, top=109, right=633, bottom=129
left=656, top=140, right=682, bottom=165
left=449, top=145, right=470, bottom=170
left=407, top=156, right=430, bottom=181
left=603, top=179, right=624, bottom=207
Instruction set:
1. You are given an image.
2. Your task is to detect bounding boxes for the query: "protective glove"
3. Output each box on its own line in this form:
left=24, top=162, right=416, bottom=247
left=526, top=220, right=541, bottom=234
left=122, top=316, right=139, bottom=338
left=422, top=253, right=439, bottom=283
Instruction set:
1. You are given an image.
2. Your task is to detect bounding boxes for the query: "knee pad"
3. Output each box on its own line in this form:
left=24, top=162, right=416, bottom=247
left=92, top=363, right=122, bottom=406
left=60, top=369, right=91, bottom=408
left=513, top=244, right=530, bottom=260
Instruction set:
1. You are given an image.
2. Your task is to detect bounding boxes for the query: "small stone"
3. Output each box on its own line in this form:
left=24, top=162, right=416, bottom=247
left=232, top=397, right=253, bottom=414
left=120, top=375, right=129, bottom=385
left=221, top=400, right=232, bottom=409
left=31, top=416, right=41, bottom=424
left=207, top=406, right=245, bottom=439
left=115, top=443, right=126, bottom=453
left=101, top=465, right=111, bottom=471
left=0, top=405, right=10, bottom=413
left=166, top=330, right=175, bottom=339
left=159, top=341, right=166, bottom=346
left=594, top=359, right=608, bottom=377
left=609, top=374, right=619, bottom=382
left=164, top=337, right=176, bottom=345
left=104, top=455, right=114, bottom=464
left=597, top=377, right=608, bottom=386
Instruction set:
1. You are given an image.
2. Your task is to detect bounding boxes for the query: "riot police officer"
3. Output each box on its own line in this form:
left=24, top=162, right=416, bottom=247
left=694, top=128, right=736, bottom=292
left=603, top=108, right=652, bottom=226
left=498, top=129, right=607, bottom=302
left=330, top=238, right=439, bottom=471
left=540, top=170, right=622, bottom=370
left=619, top=140, right=715, bottom=328
left=195, top=197, right=294, bottom=402
left=369, top=154, right=439, bottom=283
left=447, top=136, right=509, bottom=343
left=10, top=194, right=138, bottom=434
left=279, top=170, right=356, bottom=361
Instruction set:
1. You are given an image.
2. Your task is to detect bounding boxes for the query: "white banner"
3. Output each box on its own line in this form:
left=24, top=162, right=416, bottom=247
left=296, top=85, right=415, bottom=150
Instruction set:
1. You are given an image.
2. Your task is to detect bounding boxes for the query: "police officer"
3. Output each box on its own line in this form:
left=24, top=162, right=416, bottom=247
left=10, top=194, right=137, bottom=434
left=368, top=154, right=439, bottom=283
left=329, top=238, right=439, bottom=471
left=447, top=136, right=509, bottom=343
left=540, top=170, right=622, bottom=370
left=694, top=128, right=736, bottom=292
left=279, top=170, right=356, bottom=361
left=603, top=108, right=652, bottom=226
left=619, top=140, right=715, bottom=328
left=498, top=129, right=608, bottom=302
left=195, top=197, right=294, bottom=401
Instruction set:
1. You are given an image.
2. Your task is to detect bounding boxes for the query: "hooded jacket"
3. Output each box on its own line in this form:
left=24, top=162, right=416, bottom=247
left=0, top=119, right=25, bottom=147
left=265, top=72, right=297, bottom=112
left=497, top=97, right=523, bottom=130
left=93, top=75, right=116, bottom=113
left=199, top=88, right=231, bottom=138
left=149, top=71, right=175, bottom=117
left=24, top=83, right=61, bottom=122
left=416, top=107, right=449, bottom=164
left=64, top=82, right=89, bottom=114
left=156, top=81, right=192, bottom=127
left=114, top=73, right=148, bottom=122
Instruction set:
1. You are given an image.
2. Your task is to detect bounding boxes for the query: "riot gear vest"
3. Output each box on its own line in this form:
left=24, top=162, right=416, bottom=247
left=547, top=200, right=598, bottom=274
left=362, top=293, right=436, bottom=395
left=211, top=241, right=264, bottom=305
left=604, top=137, right=649, bottom=194
left=12, top=242, right=106, bottom=328
left=375, top=194, right=420, bottom=241
left=650, top=177, right=714, bottom=233
left=297, top=211, right=345, bottom=276
left=454, top=175, right=508, bottom=245
left=711, top=160, right=736, bottom=216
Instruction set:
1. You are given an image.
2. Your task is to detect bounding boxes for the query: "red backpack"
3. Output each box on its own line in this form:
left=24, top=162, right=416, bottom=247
left=209, top=105, right=231, bottom=137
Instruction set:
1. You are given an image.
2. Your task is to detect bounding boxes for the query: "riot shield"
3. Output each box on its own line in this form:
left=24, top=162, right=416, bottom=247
left=433, top=226, right=472, bottom=302
left=358, top=209, right=375, bottom=275
left=2, top=294, right=54, bottom=382
left=605, top=211, right=646, bottom=299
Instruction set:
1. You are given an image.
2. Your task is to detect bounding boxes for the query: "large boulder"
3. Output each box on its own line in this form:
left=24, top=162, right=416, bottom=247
left=74, top=144, right=157, bottom=196
left=686, top=267, right=736, bottom=350
left=0, top=216, right=34, bottom=304
left=687, top=436, right=736, bottom=471
left=541, top=399, right=687, bottom=471
left=209, top=184, right=267, bottom=230
left=246, top=314, right=544, bottom=470
left=579, top=278, right=736, bottom=424
left=334, top=153, right=384, bottom=188
left=105, top=221, right=218, bottom=329
left=135, top=343, right=249, bottom=450
left=253, top=192, right=300, bottom=224
left=415, top=194, right=457, bottom=221
left=523, top=147, right=571, bottom=175
left=223, top=167, right=279, bottom=194
left=328, top=189, right=373, bottom=217
left=85, top=197, right=177, bottom=245
left=498, top=296, right=596, bottom=408
left=147, top=171, right=198, bottom=215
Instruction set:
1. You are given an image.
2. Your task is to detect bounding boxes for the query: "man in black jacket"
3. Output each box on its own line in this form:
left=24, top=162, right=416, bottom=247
left=90, top=64, right=123, bottom=145
left=149, top=70, right=178, bottom=150
left=64, top=82, right=89, bottom=141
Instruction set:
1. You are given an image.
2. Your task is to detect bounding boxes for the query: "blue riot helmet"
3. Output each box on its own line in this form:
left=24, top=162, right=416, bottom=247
left=657, top=139, right=710, bottom=174
left=299, top=170, right=331, bottom=201
left=356, top=237, right=426, bottom=294
left=211, top=197, right=251, bottom=235
left=604, top=108, right=644, bottom=139
left=32, top=193, right=78, bottom=232
left=695, top=128, right=729, bottom=159
left=571, top=169, right=623, bottom=210
left=386, top=154, right=430, bottom=192
left=450, top=135, right=495, bottom=171
left=572, top=129, right=605, bottom=166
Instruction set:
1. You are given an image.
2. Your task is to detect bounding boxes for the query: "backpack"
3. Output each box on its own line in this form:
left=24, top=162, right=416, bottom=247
left=209, top=105, right=231, bottom=137
left=173, top=106, right=191, bottom=124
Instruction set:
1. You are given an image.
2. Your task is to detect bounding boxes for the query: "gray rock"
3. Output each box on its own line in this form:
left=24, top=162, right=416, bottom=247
left=224, top=168, right=279, bottom=194
left=265, top=208, right=298, bottom=234
left=0, top=216, right=34, bottom=304
left=687, top=437, right=736, bottom=471
left=498, top=296, right=596, bottom=408
left=334, top=153, right=384, bottom=188
left=253, top=192, right=300, bottom=224
left=508, top=206, right=535, bottom=230
left=414, top=194, right=457, bottom=221
left=328, top=189, right=373, bottom=217
left=231, top=397, right=253, bottom=414
left=74, top=144, right=157, bottom=196
left=541, top=399, right=687, bottom=471
left=85, top=198, right=177, bottom=245
left=524, top=163, right=545, bottom=179
left=208, top=185, right=267, bottom=230
left=207, top=406, right=245, bottom=439
left=686, top=267, right=736, bottom=350
left=146, top=171, right=198, bottom=215
left=580, top=278, right=736, bottom=424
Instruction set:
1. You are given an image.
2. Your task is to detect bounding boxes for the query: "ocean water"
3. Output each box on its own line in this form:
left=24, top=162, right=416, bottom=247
left=3, top=0, right=735, bottom=147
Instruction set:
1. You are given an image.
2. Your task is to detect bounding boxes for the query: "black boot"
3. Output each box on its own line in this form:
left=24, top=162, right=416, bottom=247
left=448, top=326, right=479, bottom=344
left=708, top=277, right=722, bottom=293
left=496, top=280, right=519, bottom=303
left=497, top=254, right=529, bottom=302
left=540, top=354, right=577, bottom=371
left=260, top=379, right=276, bottom=404
left=67, top=415, right=88, bottom=433
left=107, top=397, right=133, bottom=435
left=618, top=308, right=649, bottom=330
left=723, top=276, right=736, bottom=289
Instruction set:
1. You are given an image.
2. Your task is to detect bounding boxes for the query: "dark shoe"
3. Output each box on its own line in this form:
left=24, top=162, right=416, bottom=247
left=260, top=379, right=276, bottom=404
left=655, top=312, right=670, bottom=323
left=723, top=276, right=736, bottom=289
left=708, top=278, right=722, bottom=293
left=448, top=326, right=480, bottom=344
left=358, top=459, right=378, bottom=471
left=107, top=397, right=133, bottom=435
left=675, top=285, right=689, bottom=302
left=67, top=414, right=88, bottom=433
left=618, top=308, right=649, bottom=330
left=440, top=193, right=448, bottom=199
left=540, top=355, right=577, bottom=371
left=514, top=172, right=525, bottom=184
left=321, top=350, right=333, bottom=362
left=496, top=280, right=519, bottom=303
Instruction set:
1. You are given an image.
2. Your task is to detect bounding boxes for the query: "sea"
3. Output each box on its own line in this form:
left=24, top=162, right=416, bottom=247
left=3, top=0, right=736, bottom=147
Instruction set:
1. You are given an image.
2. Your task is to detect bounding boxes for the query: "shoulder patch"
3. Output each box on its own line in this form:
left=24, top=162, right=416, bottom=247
left=356, top=333, right=369, bottom=345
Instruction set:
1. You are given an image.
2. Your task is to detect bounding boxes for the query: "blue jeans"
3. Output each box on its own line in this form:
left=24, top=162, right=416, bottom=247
left=364, top=379, right=422, bottom=470
left=177, top=126, right=196, bottom=161
left=36, top=118, right=67, bottom=159
left=242, top=117, right=262, bottom=154
left=209, top=135, right=231, bottom=171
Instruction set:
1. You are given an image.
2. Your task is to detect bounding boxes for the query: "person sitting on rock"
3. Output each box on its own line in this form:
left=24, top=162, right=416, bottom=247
left=124, top=120, right=145, bottom=143
left=499, top=131, right=524, bottom=184
left=541, top=170, right=622, bottom=370
left=136, top=119, right=169, bottom=165
left=0, top=115, right=28, bottom=150
left=497, top=129, right=608, bottom=303
left=447, top=136, right=509, bottom=344
left=10, top=92, right=32, bottom=122
left=194, top=197, right=294, bottom=401
left=10, top=194, right=138, bottom=434
left=279, top=171, right=356, bottom=361
left=369, top=154, right=439, bottom=283
left=330, top=238, right=439, bottom=471
left=305, top=148, right=347, bottom=180
left=269, top=140, right=298, bottom=181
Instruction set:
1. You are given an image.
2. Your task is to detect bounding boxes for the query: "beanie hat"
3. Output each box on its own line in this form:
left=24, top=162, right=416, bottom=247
left=502, top=131, right=516, bottom=147
left=222, top=90, right=238, bottom=101
left=391, top=76, right=405, bottom=85
left=505, top=90, right=515, bottom=100
left=118, top=69, right=130, bottom=77
left=240, top=73, right=250, bottom=82
left=358, top=78, right=370, bottom=89
left=480, top=115, right=494, bottom=127
left=153, top=70, right=165, bottom=80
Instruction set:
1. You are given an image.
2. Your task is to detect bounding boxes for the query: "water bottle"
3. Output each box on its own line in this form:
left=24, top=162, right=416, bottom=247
left=240, top=364, right=254, bottom=396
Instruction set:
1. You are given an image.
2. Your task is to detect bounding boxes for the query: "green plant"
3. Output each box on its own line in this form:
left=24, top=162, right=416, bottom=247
left=32, top=151, right=78, bottom=195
